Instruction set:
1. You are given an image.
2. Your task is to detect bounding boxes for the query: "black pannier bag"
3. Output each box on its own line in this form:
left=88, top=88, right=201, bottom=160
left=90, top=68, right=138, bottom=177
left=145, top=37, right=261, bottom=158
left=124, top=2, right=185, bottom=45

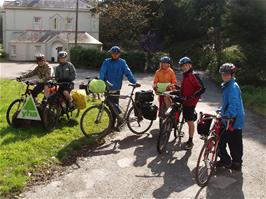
left=135, top=90, right=154, bottom=103
left=197, top=114, right=213, bottom=136
left=141, top=102, right=158, bottom=121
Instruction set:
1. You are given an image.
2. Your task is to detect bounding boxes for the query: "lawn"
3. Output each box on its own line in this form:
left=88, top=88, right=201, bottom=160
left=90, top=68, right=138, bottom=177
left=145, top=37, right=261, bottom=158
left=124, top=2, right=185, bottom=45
left=0, top=79, right=96, bottom=197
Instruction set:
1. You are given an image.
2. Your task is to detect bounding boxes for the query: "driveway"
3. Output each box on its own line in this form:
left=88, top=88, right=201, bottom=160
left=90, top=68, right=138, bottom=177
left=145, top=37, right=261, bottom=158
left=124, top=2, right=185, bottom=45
left=1, top=62, right=265, bottom=199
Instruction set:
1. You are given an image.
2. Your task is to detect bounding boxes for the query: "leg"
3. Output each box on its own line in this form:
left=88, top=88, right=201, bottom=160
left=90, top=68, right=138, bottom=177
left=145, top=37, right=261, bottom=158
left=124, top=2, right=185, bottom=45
left=183, top=106, right=196, bottom=149
left=31, top=83, right=44, bottom=102
left=43, top=85, right=49, bottom=98
left=218, top=129, right=232, bottom=165
left=228, top=129, right=243, bottom=169
left=164, top=96, right=172, bottom=109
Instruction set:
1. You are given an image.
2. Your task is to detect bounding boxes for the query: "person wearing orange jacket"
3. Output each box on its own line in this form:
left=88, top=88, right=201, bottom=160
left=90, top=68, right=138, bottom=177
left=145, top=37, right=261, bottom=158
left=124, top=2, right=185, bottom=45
left=153, top=56, right=177, bottom=112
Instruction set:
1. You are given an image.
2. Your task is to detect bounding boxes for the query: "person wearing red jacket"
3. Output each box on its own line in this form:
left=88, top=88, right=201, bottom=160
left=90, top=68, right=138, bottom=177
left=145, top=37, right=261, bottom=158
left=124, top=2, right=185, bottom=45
left=179, top=57, right=205, bottom=150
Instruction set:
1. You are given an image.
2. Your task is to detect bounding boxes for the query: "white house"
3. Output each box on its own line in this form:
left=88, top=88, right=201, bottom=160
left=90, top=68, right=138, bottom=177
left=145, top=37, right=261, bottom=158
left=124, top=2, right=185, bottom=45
left=1, top=0, right=102, bottom=61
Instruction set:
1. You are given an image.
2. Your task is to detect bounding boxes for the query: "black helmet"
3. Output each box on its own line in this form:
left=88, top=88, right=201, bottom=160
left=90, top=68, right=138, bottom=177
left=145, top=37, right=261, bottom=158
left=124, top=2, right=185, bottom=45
left=58, top=51, right=68, bottom=58
left=178, top=56, right=192, bottom=65
left=160, top=56, right=171, bottom=64
left=219, top=63, right=237, bottom=74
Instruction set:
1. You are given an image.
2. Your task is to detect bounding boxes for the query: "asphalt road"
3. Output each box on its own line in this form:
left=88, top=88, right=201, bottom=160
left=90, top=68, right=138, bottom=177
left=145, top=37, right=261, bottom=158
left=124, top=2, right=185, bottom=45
left=1, top=62, right=265, bottom=199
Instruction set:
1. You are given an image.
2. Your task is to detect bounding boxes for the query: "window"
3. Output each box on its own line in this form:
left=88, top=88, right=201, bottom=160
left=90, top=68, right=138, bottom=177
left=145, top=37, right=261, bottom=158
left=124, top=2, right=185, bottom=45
left=66, top=17, right=73, bottom=30
left=35, top=46, right=41, bottom=53
left=34, top=17, right=41, bottom=23
left=54, top=18, right=57, bottom=30
left=11, top=45, right=16, bottom=56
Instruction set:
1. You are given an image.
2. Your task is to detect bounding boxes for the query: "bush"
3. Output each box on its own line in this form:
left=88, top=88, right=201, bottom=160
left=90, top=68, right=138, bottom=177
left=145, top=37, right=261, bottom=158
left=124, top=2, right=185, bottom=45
left=70, top=47, right=146, bottom=72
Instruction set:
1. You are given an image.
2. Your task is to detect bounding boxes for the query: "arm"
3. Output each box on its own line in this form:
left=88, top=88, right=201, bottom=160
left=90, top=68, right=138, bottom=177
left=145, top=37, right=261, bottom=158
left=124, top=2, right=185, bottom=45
left=99, top=60, right=107, bottom=81
left=171, top=71, right=177, bottom=84
left=123, top=61, right=137, bottom=84
left=21, top=66, right=38, bottom=78
left=68, top=63, right=76, bottom=82
left=55, top=66, right=59, bottom=82
left=191, top=74, right=205, bottom=97
left=153, top=71, right=159, bottom=90
left=224, top=87, right=238, bottom=118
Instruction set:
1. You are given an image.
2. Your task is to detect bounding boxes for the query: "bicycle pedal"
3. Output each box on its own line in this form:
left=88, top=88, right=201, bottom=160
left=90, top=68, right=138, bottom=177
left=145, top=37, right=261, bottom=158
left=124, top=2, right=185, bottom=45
left=177, top=131, right=184, bottom=137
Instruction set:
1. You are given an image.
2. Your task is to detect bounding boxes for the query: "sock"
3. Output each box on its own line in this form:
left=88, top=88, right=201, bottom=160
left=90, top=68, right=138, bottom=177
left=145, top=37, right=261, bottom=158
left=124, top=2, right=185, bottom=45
left=188, top=137, right=193, bottom=143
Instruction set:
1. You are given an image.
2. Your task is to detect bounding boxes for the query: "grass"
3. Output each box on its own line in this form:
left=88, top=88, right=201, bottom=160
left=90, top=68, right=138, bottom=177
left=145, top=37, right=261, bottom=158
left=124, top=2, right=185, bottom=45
left=0, top=79, right=99, bottom=197
left=241, top=85, right=266, bottom=117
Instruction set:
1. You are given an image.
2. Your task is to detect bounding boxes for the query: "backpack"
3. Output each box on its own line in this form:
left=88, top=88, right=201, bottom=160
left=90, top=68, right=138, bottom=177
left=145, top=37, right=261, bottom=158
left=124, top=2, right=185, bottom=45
left=193, top=73, right=206, bottom=97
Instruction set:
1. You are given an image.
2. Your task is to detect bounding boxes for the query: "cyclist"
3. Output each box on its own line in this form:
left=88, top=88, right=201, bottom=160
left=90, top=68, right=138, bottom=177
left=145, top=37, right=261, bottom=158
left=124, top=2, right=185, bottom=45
left=19, top=53, right=52, bottom=101
left=99, top=46, right=140, bottom=127
left=217, top=63, right=245, bottom=171
left=54, top=51, right=76, bottom=110
left=178, top=56, right=205, bottom=150
left=153, top=56, right=177, bottom=115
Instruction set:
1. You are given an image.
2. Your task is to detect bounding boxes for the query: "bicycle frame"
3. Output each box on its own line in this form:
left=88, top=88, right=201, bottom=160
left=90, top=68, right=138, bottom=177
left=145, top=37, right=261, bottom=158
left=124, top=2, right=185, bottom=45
left=103, top=85, right=138, bottom=121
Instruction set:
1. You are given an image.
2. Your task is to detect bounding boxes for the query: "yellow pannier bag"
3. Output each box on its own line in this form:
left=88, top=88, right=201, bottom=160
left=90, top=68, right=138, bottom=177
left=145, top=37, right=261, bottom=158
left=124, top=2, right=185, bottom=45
left=71, top=89, right=87, bottom=109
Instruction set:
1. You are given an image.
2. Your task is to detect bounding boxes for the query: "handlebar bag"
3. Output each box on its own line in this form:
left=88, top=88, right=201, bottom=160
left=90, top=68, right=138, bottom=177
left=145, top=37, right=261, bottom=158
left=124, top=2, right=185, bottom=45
left=88, top=79, right=106, bottom=93
left=71, top=89, right=87, bottom=109
left=197, top=114, right=213, bottom=136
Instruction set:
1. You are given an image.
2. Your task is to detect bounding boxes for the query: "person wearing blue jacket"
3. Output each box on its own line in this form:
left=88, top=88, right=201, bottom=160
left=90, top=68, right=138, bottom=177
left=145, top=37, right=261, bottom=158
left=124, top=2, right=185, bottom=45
left=99, top=46, right=140, bottom=128
left=217, top=63, right=245, bottom=171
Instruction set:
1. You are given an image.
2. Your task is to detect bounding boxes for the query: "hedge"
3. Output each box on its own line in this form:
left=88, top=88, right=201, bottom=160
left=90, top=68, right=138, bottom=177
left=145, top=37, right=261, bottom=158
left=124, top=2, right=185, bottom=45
left=70, top=47, right=146, bottom=72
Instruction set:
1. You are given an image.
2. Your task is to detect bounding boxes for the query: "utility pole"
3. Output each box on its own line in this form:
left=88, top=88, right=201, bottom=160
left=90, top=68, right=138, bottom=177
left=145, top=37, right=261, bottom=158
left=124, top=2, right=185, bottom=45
left=75, top=0, right=79, bottom=46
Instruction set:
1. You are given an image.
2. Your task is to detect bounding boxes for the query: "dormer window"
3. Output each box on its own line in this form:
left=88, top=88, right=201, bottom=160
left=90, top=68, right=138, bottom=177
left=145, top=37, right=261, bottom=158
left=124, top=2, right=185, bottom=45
left=33, top=17, right=41, bottom=30
left=66, top=18, right=73, bottom=30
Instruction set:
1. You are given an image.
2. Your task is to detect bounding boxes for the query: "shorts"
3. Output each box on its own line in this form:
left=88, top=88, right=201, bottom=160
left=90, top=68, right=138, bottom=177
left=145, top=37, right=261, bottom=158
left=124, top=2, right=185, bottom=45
left=58, top=82, right=74, bottom=94
left=183, top=106, right=197, bottom=122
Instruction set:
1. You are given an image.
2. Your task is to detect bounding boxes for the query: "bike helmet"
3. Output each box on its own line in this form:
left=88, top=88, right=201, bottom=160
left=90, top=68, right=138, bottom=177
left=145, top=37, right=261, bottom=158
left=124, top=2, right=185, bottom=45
left=35, top=53, right=45, bottom=62
left=108, top=46, right=121, bottom=53
left=160, top=56, right=171, bottom=64
left=58, top=51, right=68, bottom=58
left=178, top=56, right=192, bottom=65
left=219, top=63, right=237, bottom=74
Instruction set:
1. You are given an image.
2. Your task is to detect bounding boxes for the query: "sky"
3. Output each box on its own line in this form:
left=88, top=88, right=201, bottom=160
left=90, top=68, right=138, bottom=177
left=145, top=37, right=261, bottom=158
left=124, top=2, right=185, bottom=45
left=0, top=0, right=4, bottom=7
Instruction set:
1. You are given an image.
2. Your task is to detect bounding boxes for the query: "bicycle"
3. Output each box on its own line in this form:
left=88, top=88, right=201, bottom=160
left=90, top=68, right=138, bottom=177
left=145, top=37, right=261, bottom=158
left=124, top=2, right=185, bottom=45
left=195, top=111, right=234, bottom=187
left=6, top=78, right=44, bottom=126
left=80, top=81, right=155, bottom=139
left=157, top=92, right=185, bottom=153
left=42, top=81, right=80, bottom=131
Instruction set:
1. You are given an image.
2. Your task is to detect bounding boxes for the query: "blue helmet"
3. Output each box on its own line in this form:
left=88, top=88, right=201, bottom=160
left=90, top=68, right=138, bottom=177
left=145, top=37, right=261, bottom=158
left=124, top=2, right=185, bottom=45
left=178, top=56, right=192, bottom=65
left=109, top=46, right=121, bottom=53
left=160, top=56, right=171, bottom=64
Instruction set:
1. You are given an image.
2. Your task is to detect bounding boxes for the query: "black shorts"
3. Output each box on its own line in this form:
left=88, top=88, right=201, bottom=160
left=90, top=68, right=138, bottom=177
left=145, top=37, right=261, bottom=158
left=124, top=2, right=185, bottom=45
left=183, top=106, right=197, bottom=122
left=58, top=82, right=74, bottom=94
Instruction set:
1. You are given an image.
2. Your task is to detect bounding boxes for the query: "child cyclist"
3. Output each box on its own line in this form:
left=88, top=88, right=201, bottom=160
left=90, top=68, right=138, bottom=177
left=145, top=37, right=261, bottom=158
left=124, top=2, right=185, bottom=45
left=153, top=56, right=177, bottom=116
left=178, top=57, right=205, bottom=150
left=217, top=63, right=245, bottom=171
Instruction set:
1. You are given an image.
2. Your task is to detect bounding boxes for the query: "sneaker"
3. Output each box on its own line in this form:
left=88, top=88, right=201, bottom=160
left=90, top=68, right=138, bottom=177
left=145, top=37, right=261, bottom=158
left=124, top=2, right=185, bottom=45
left=184, top=141, right=194, bottom=150
left=230, top=162, right=242, bottom=171
left=216, top=160, right=231, bottom=168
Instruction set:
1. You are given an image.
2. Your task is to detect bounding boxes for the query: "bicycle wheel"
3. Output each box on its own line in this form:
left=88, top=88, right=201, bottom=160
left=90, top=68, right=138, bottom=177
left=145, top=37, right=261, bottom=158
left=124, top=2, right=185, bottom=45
left=42, top=103, right=60, bottom=131
left=80, top=104, right=113, bottom=139
left=157, top=117, right=173, bottom=153
left=126, top=106, right=153, bottom=135
left=195, top=137, right=218, bottom=187
left=6, top=99, right=24, bottom=126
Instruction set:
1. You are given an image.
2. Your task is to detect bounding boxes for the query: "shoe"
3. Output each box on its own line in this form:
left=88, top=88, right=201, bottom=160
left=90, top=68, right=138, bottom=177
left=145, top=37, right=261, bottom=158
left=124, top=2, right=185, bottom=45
left=216, top=160, right=231, bottom=168
left=184, top=141, right=194, bottom=150
left=230, top=162, right=242, bottom=171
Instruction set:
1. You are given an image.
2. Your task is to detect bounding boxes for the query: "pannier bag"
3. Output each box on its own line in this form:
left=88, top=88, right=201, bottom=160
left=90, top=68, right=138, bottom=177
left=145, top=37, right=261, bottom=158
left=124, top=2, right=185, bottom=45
left=197, top=114, right=213, bottom=136
left=141, top=102, right=158, bottom=120
left=135, top=90, right=154, bottom=103
left=71, top=89, right=87, bottom=109
left=88, top=79, right=106, bottom=93
left=157, top=83, right=170, bottom=93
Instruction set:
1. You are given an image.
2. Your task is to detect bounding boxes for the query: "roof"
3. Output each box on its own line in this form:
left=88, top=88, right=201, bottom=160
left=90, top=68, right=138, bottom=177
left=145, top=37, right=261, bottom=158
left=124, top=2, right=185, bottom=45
left=3, top=0, right=96, bottom=10
left=10, top=30, right=102, bottom=45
